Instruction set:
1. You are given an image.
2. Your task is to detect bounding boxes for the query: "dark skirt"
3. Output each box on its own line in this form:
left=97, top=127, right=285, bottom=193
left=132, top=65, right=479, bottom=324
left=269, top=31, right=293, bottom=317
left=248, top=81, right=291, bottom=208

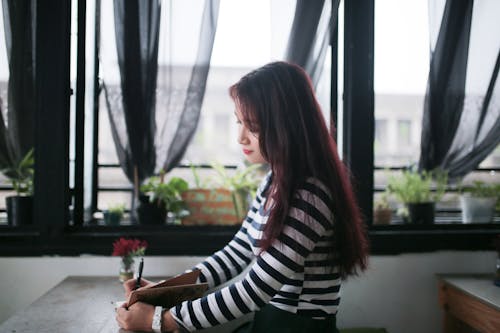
left=233, top=304, right=338, bottom=333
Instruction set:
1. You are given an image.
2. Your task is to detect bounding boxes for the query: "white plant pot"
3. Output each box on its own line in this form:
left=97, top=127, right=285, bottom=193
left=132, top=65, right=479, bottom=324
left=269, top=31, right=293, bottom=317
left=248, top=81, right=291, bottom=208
left=460, top=194, right=497, bottom=223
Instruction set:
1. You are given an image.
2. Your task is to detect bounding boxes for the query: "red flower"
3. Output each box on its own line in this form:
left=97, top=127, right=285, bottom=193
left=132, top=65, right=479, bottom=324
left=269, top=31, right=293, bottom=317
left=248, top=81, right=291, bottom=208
left=112, top=237, right=148, bottom=257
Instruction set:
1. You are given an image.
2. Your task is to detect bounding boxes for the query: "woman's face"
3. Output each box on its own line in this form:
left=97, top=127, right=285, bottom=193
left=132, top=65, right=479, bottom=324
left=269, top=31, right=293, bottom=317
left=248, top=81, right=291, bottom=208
left=235, top=108, right=266, bottom=164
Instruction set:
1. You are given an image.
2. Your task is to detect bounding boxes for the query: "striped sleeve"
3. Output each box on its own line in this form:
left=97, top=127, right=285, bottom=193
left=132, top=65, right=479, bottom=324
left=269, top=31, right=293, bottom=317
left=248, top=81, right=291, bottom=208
left=192, top=224, right=254, bottom=288
left=190, top=172, right=272, bottom=288
left=171, top=181, right=334, bottom=331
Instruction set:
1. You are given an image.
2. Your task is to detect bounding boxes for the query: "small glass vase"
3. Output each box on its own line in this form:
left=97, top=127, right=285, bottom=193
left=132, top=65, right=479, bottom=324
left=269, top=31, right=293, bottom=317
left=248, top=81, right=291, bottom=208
left=119, top=257, right=135, bottom=283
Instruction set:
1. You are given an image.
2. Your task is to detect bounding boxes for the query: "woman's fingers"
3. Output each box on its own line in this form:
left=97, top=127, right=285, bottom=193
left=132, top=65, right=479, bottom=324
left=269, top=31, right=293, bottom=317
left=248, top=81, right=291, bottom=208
left=115, top=302, right=155, bottom=331
left=115, top=307, right=129, bottom=330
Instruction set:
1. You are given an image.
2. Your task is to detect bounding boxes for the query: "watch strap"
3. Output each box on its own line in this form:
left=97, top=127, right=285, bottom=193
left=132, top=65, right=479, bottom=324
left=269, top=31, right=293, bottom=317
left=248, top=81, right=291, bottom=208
left=152, top=306, right=163, bottom=333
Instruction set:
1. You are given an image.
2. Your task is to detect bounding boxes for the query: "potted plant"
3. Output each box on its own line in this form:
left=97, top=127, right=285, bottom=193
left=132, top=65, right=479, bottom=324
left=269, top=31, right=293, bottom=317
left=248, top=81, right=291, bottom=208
left=138, top=170, right=188, bottom=225
left=373, top=191, right=392, bottom=225
left=387, top=168, right=448, bottom=224
left=459, top=181, right=499, bottom=223
left=181, top=163, right=261, bottom=225
left=211, top=162, right=261, bottom=217
left=103, top=203, right=125, bottom=226
left=2, top=148, right=34, bottom=226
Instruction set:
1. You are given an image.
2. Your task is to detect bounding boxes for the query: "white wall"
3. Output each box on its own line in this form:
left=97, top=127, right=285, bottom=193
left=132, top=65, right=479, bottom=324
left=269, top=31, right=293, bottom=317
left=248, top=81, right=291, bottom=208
left=0, top=251, right=496, bottom=333
left=338, top=251, right=495, bottom=333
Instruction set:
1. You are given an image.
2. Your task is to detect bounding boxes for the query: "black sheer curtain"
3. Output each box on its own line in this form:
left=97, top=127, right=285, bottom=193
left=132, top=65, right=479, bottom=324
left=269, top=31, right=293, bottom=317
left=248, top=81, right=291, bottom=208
left=103, top=0, right=220, bottom=194
left=0, top=0, right=35, bottom=169
left=285, top=0, right=338, bottom=87
left=106, top=0, right=161, bottom=189
left=419, top=0, right=500, bottom=179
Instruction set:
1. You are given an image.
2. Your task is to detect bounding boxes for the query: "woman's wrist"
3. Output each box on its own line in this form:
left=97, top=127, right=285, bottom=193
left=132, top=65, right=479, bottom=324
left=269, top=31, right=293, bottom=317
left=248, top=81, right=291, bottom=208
left=161, top=310, right=180, bottom=332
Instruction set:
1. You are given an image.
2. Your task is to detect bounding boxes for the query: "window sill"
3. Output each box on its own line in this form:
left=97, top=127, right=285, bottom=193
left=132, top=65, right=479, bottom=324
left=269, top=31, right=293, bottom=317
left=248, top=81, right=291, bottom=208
left=0, top=223, right=498, bottom=256
left=369, top=223, right=499, bottom=254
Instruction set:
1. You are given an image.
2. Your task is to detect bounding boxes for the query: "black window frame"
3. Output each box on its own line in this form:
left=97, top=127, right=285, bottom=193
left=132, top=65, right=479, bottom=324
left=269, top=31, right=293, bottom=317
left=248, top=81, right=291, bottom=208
left=0, top=0, right=498, bottom=257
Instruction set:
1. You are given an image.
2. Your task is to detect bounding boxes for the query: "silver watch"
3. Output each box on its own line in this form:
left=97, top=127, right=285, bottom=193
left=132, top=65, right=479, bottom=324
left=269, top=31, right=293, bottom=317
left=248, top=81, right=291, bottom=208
left=152, top=306, right=163, bottom=333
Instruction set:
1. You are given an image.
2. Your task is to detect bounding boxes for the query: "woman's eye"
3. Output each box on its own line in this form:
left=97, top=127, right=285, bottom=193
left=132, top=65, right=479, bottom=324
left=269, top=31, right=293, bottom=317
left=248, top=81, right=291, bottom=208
left=248, top=123, right=259, bottom=134
left=249, top=127, right=259, bottom=136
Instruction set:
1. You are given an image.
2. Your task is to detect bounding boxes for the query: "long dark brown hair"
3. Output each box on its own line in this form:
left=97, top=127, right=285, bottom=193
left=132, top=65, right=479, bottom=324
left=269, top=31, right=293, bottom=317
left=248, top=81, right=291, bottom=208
left=229, top=61, right=368, bottom=278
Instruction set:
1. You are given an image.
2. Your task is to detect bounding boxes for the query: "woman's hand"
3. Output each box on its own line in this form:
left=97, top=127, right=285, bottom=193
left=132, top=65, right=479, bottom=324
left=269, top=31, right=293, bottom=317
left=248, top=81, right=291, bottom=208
left=115, top=301, right=154, bottom=332
left=116, top=302, right=180, bottom=333
left=123, top=277, right=154, bottom=298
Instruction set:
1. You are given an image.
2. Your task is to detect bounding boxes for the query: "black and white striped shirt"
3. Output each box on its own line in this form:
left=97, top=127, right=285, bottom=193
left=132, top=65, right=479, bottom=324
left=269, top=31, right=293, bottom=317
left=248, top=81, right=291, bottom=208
left=170, top=173, right=340, bottom=331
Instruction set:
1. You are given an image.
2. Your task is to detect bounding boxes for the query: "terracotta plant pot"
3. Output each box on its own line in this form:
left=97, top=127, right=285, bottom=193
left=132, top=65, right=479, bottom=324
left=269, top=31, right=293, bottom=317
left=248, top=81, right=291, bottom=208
left=374, top=208, right=392, bottom=225
left=181, top=188, right=247, bottom=225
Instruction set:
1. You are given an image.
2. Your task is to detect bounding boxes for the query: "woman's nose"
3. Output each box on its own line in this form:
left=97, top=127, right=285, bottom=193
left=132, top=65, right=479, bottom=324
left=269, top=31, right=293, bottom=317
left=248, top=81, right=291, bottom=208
left=238, top=125, right=250, bottom=144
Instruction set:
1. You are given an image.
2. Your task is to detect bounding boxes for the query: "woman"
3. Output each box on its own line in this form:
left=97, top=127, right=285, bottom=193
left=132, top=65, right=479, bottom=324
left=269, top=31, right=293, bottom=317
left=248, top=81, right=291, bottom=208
left=116, top=61, right=368, bottom=332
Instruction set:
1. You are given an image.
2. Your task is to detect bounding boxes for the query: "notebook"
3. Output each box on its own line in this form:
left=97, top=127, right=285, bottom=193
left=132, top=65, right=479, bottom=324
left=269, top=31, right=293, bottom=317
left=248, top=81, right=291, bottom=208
left=126, top=269, right=209, bottom=308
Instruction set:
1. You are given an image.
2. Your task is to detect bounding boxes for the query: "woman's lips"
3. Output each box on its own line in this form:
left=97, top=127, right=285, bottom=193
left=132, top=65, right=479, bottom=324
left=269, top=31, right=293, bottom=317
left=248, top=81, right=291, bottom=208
left=242, top=149, right=252, bottom=155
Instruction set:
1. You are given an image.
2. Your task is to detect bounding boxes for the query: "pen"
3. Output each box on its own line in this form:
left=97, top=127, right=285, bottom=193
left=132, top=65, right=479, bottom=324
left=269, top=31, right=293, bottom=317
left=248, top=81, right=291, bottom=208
left=135, top=258, right=144, bottom=290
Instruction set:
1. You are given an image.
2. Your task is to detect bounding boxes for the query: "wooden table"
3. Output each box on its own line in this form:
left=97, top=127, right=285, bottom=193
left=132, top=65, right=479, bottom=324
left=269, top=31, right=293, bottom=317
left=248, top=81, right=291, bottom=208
left=0, top=276, right=137, bottom=333
left=437, top=274, right=500, bottom=333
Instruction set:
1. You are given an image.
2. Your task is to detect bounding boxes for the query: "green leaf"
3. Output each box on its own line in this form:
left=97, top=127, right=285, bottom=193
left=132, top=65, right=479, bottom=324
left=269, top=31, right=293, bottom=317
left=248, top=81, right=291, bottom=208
left=140, top=174, right=189, bottom=214
left=1, top=148, right=35, bottom=196
left=387, top=168, right=448, bottom=204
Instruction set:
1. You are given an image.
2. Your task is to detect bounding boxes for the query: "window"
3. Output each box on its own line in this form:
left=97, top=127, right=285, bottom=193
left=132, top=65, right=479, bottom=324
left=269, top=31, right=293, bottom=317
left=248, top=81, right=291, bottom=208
left=374, top=119, right=388, bottom=153
left=397, top=120, right=411, bottom=148
left=0, top=4, right=10, bottom=222
left=371, top=0, right=500, bottom=224
left=94, top=0, right=331, bottom=219
left=341, top=0, right=499, bottom=253
left=374, top=0, right=427, bottom=169
left=0, top=0, right=497, bottom=256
